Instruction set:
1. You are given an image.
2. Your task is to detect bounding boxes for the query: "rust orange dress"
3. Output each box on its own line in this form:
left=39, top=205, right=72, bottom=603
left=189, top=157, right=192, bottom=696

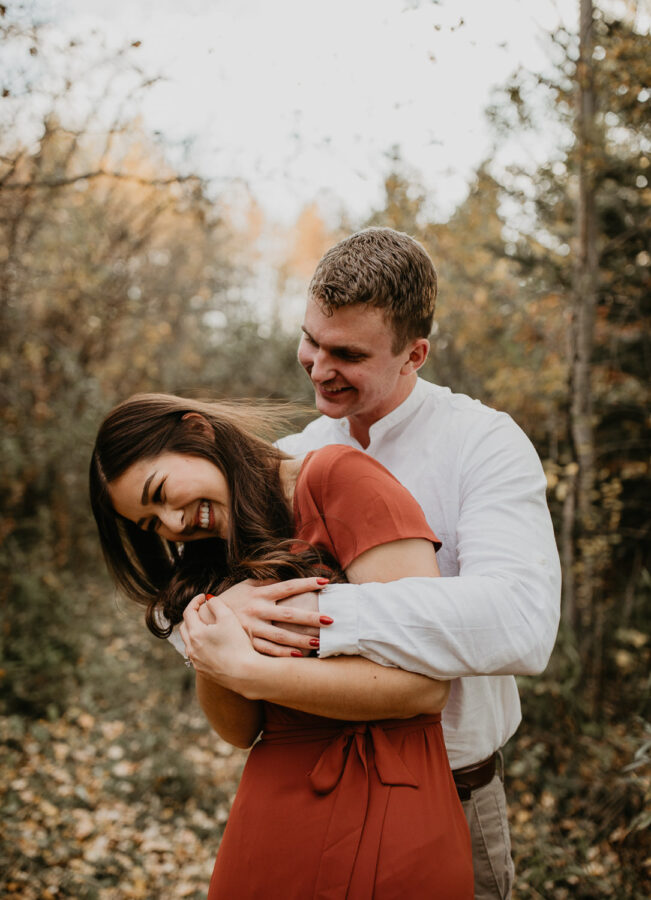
left=208, top=445, right=474, bottom=899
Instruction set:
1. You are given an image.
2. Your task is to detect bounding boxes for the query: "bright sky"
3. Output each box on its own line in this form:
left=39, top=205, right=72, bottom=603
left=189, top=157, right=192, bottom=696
left=31, top=0, right=580, bottom=224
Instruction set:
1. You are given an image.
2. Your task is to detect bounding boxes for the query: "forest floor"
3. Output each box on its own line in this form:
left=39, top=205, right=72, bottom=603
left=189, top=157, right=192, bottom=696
left=1, top=579, right=649, bottom=899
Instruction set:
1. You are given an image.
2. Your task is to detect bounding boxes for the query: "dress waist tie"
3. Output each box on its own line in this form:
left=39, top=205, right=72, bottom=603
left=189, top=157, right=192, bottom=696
left=261, top=714, right=441, bottom=898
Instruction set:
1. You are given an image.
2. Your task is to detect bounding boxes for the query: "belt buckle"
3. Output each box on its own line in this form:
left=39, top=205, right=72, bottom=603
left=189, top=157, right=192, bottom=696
left=455, top=782, right=472, bottom=802
left=452, top=752, right=497, bottom=802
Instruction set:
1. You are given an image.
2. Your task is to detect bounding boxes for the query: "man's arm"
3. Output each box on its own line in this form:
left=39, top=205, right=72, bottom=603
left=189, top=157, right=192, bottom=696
left=317, top=415, right=561, bottom=678
left=181, top=539, right=449, bottom=724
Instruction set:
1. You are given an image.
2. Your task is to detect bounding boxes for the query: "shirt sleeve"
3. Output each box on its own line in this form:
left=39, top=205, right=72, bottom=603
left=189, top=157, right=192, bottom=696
left=318, top=417, right=561, bottom=678
left=295, top=445, right=440, bottom=571
left=168, top=625, right=189, bottom=660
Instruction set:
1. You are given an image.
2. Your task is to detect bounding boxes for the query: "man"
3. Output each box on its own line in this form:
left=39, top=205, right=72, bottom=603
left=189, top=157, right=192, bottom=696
left=186, top=228, right=561, bottom=898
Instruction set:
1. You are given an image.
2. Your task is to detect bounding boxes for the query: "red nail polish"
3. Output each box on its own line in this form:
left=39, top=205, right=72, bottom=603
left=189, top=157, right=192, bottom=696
left=319, top=616, right=334, bottom=625
left=205, top=593, right=215, bottom=600
left=316, top=578, right=330, bottom=585
left=290, top=650, right=303, bottom=658
left=309, top=638, right=320, bottom=648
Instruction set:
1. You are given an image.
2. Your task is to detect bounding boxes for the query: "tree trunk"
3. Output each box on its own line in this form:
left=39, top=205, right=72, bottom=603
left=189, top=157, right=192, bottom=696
left=561, top=465, right=577, bottom=627
left=569, top=0, right=599, bottom=636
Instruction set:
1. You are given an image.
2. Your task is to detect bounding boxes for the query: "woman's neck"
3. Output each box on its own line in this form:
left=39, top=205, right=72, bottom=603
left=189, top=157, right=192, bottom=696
left=278, top=456, right=304, bottom=507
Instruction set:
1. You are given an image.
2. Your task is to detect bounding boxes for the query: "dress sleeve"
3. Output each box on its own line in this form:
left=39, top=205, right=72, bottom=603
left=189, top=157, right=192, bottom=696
left=294, top=445, right=440, bottom=571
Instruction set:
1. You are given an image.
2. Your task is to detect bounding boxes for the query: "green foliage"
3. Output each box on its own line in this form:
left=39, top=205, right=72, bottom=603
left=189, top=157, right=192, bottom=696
left=0, top=564, right=81, bottom=717
left=0, top=21, right=311, bottom=721
left=497, top=10, right=650, bottom=664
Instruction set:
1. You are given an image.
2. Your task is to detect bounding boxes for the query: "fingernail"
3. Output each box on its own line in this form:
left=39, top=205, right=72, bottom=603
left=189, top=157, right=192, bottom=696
left=290, top=650, right=303, bottom=658
left=316, top=578, right=330, bottom=585
left=319, top=616, right=334, bottom=625
left=205, top=593, right=215, bottom=600
left=309, top=638, right=320, bottom=648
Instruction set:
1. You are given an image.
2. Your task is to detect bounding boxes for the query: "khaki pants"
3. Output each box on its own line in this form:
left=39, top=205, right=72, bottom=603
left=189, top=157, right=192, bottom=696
left=461, top=773, right=514, bottom=899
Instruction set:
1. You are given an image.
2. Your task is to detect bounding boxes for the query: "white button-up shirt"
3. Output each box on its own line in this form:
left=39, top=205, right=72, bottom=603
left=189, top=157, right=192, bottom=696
left=277, top=377, right=561, bottom=768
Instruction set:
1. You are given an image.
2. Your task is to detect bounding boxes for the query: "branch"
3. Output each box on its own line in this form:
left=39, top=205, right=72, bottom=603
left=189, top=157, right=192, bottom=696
left=601, top=214, right=651, bottom=254
left=0, top=170, right=202, bottom=189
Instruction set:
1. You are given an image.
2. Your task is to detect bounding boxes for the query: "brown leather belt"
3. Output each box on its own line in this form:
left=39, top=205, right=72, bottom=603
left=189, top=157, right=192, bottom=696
left=452, top=753, right=497, bottom=801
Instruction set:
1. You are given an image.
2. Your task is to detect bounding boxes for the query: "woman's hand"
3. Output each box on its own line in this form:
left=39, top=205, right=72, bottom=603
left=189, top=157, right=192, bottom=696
left=212, top=577, right=332, bottom=657
left=180, top=594, right=260, bottom=687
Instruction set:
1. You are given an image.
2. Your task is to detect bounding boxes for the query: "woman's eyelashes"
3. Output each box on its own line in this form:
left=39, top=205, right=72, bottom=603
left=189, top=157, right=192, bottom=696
left=151, top=478, right=166, bottom=504
left=142, top=478, right=167, bottom=531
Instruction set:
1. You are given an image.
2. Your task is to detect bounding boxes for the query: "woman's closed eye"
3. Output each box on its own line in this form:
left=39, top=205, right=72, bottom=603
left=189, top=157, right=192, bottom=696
left=151, top=479, right=166, bottom=504
left=136, top=477, right=167, bottom=531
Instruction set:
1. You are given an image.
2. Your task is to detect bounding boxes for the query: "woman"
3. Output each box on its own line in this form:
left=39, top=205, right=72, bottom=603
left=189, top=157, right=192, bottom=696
left=90, top=392, right=473, bottom=898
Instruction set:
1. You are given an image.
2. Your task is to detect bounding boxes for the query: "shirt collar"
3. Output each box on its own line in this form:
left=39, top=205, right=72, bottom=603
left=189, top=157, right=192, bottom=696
left=333, top=377, right=429, bottom=444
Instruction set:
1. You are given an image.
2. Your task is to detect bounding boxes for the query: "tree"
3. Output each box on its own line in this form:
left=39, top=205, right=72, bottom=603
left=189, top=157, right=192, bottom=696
left=368, top=3, right=650, bottom=713
left=567, top=0, right=599, bottom=628
left=487, top=1, right=650, bottom=706
left=0, top=13, right=310, bottom=715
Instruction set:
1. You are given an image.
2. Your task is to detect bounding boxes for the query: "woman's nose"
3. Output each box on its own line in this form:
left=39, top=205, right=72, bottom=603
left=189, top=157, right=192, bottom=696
left=158, top=506, right=184, bottom=534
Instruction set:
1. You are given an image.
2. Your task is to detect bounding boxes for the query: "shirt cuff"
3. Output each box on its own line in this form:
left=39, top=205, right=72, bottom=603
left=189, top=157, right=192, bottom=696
left=317, top=583, right=360, bottom=658
left=167, top=626, right=189, bottom=661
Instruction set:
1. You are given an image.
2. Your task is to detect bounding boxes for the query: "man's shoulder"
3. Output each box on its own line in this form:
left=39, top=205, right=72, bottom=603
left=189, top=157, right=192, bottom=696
left=409, top=382, right=545, bottom=494
left=418, top=380, right=513, bottom=432
left=410, top=381, right=543, bottom=473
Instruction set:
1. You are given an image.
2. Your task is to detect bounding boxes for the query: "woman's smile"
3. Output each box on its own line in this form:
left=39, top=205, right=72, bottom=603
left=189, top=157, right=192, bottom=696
left=197, top=500, right=215, bottom=531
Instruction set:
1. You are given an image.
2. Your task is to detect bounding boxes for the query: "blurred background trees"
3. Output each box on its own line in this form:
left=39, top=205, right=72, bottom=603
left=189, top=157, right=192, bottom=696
left=0, top=14, right=320, bottom=715
left=367, top=2, right=650, bottom=725
left=0, top=1, right=649, bottom=894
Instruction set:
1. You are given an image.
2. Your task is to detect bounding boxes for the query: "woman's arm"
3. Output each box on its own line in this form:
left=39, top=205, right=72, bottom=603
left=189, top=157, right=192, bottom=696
left=182, top=538, right=449, bottom=723
left=187, top=576, right=328, bottom=745
left=188, top=600, right=263, bottom=748
left=195, top=674, right=263, bottom=748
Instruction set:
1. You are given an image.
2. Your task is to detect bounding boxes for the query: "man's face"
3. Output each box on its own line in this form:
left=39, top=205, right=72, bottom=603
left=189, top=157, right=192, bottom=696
left=298, top=297, right=425, bottom=442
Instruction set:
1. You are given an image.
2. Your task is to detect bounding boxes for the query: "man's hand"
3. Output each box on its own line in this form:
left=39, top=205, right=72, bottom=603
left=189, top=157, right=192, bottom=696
left=273, top=591, right=320, bottom=657
left=207, top=577, right=333, bottom=657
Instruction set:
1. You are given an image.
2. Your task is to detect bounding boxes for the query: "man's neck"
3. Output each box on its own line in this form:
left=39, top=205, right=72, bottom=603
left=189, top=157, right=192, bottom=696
left=348, top=419, right=372, bottom=449
left=347, top=374, right=418, bottom=449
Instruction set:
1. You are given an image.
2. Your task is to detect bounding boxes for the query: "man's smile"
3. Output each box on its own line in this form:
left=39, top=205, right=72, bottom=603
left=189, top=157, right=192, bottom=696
left=316, top=383, right=354, bottom=396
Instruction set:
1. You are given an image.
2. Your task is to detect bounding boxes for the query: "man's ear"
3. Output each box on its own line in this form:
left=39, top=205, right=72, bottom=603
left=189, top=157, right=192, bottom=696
left=400, top=338, right=430, bottom=375
left=181, top=412, right=214, bottom=437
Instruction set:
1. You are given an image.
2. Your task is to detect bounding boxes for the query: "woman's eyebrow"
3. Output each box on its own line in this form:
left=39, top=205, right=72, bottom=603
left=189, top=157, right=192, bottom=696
left=141, top=473, right=156, bottom=505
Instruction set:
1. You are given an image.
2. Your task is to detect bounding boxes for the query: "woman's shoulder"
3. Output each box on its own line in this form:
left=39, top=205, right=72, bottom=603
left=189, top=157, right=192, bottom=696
left=298, top=445, right=407, bottom=506
left=301, top=444, right=389, bottom=482
left=295, top=443, right=439, bottom=562
left=304, top=443, right=364, bottom=465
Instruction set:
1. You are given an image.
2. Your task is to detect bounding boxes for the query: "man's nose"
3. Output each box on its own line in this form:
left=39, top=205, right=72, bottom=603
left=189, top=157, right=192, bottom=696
left=309, top=349, right=336, bottom=382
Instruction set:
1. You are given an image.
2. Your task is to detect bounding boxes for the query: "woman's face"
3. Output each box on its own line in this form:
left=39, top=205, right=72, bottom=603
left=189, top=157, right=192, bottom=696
left=109, top=452, right=230, bottom=542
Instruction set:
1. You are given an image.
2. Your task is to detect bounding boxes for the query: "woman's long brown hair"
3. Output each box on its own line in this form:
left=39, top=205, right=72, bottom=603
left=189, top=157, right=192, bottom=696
left=90, top=393, right=341, bottom=638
